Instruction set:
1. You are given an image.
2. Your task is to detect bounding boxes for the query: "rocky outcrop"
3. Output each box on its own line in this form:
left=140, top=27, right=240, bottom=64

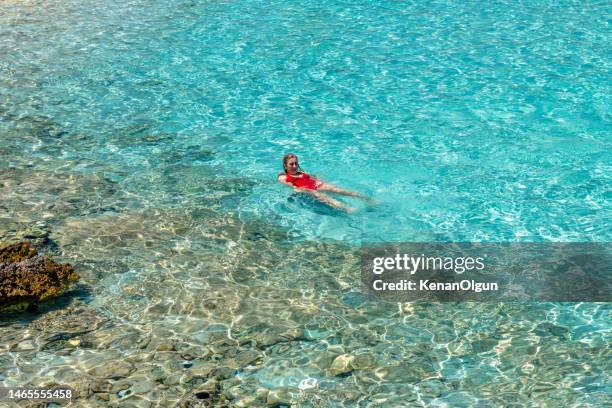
left=0, top=242, right=79, bottom=313
left=0, top=241, right=38, bottom=263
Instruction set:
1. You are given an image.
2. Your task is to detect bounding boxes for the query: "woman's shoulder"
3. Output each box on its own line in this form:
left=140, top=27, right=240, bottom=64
left=277, top=173, right=287, bottom=180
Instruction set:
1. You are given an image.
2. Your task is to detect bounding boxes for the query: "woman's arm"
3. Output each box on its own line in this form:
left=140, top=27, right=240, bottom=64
left=278, top=174, right=305, bottom=192
left=277, top=174, right=294, bottom=188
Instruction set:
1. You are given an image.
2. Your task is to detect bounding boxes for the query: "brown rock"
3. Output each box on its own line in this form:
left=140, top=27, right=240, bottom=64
left=0, top=242, right=79, bottom=313
left=97, top=392, right=110, bottom=401
left=156, top=342, right=175, bottom=352
left=0, top=241, right=38, bottom=263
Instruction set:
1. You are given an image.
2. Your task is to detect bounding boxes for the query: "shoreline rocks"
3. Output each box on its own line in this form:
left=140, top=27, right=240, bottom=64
left=0, top=241, right=79, bottom=313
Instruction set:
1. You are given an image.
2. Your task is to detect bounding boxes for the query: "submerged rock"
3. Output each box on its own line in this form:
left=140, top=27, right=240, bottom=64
left=15, top=223, right=58, bottom=253
left=89, top=360, right=135, bottom=380
left=178, top=379, right=231, bottom=408
left=0, top=242, right=79, bottom=313
left=329, top=354, right=355, bottom=376
left=266, top=387, right=300, bottom=407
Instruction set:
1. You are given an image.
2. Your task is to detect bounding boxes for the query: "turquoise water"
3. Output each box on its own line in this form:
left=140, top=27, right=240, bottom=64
left=1, top=0, right=610, bottom=406
left=2, top=0, right=609, bottom=242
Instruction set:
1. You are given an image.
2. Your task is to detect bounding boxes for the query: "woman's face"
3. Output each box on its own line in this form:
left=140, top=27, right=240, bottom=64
left=286, top=157, right=299, bottom=174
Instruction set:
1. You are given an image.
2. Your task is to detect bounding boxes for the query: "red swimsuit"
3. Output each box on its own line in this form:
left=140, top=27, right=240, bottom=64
left=285, top=172, right=319, bottom=190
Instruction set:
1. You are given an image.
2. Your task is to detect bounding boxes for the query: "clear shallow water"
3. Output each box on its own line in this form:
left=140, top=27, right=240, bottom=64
left=2, top=0, right=610, bottom=242
left=0, top=0, right=610, bottom=406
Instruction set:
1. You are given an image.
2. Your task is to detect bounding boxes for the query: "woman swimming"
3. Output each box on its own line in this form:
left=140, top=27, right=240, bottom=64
left=277, top=153, right=370, bottom=212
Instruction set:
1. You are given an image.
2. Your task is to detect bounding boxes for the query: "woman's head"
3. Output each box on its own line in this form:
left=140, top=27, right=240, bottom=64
left=283, top=153, right=300, bottom=174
